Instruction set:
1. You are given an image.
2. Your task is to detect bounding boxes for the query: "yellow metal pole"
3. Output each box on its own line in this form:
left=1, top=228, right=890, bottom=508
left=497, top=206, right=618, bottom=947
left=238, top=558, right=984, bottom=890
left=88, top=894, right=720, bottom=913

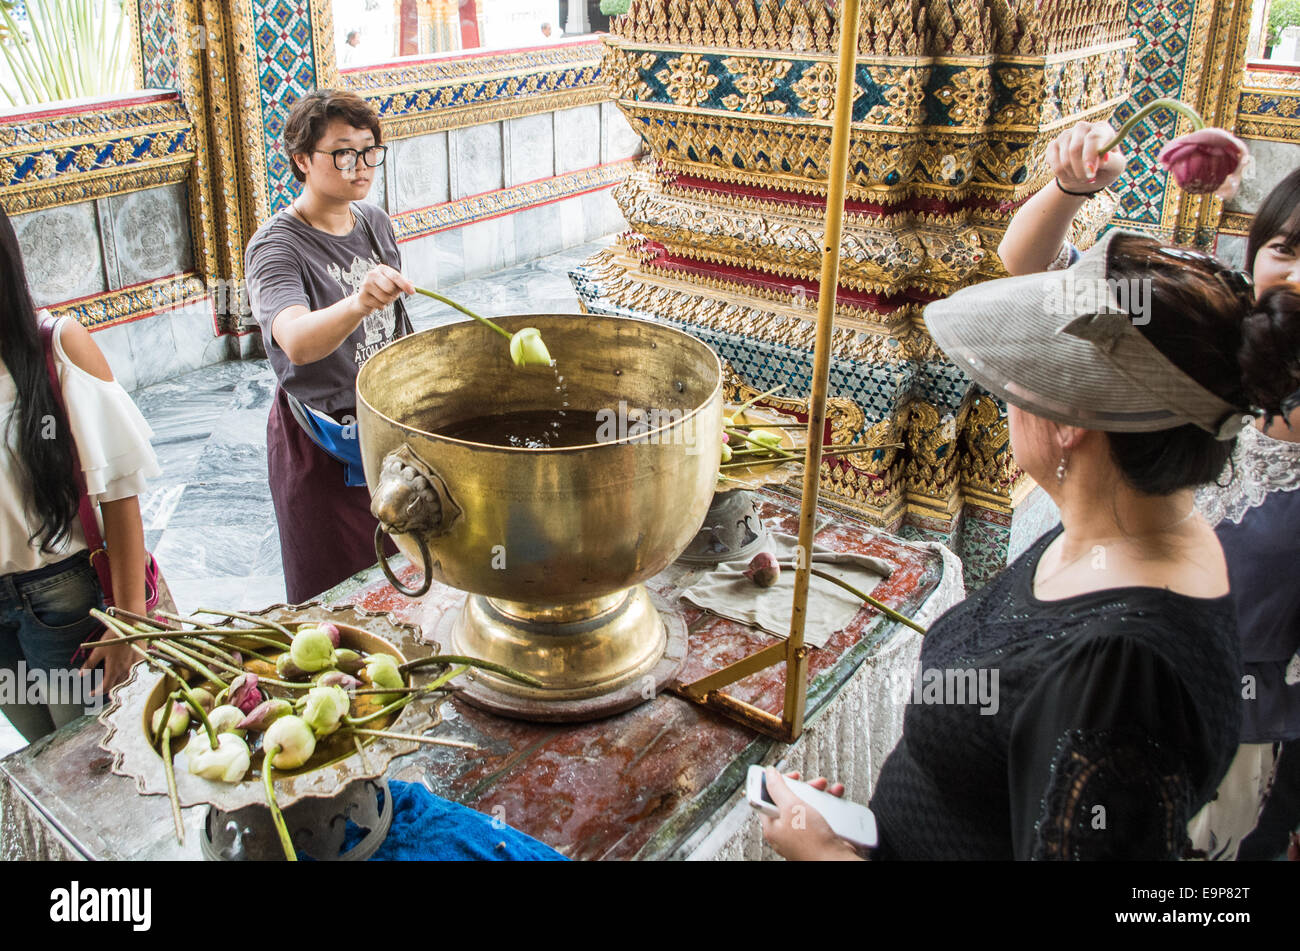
left=783, top=0, right=861, bottom=740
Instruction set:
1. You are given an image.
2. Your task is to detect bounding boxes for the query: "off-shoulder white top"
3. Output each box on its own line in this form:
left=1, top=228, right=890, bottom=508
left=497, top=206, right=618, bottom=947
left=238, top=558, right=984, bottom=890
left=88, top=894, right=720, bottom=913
left=0, top=314, right=161, bottom=575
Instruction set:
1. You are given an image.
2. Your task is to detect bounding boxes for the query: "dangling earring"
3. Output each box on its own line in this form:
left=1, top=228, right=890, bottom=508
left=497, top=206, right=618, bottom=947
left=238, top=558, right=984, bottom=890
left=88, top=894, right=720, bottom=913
left=1056, top=455, right=1068, bottom=484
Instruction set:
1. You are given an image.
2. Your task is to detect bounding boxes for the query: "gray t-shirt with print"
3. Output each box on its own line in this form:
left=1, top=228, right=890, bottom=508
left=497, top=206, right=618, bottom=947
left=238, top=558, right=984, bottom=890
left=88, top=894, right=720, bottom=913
left=245, top=201, right=404, bottom=416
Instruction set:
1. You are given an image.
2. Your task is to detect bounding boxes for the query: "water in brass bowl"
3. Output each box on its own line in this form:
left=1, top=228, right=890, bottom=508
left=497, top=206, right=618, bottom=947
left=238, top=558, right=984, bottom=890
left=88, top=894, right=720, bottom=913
left=356, top=314, right=723, bottom=720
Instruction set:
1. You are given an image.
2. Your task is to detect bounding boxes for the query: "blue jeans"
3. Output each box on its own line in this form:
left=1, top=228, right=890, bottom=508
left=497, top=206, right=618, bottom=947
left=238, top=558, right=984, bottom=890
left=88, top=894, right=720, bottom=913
left=0, top=552, right=106, bottom=743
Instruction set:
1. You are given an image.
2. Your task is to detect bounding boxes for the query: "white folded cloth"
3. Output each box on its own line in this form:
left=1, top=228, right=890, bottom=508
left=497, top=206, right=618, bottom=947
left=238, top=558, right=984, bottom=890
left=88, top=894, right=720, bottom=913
left=681, top=531, right=893, bottom=648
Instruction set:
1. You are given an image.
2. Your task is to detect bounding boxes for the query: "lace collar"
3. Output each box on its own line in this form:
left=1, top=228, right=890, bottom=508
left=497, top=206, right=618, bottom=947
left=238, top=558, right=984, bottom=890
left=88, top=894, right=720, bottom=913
left=1196, top=424, right=1300, bottom=526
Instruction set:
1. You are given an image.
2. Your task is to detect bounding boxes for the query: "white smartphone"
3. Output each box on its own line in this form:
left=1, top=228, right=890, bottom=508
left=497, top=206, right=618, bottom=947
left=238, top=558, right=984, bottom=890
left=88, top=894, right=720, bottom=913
left=746, top=764, right=878, bottom=850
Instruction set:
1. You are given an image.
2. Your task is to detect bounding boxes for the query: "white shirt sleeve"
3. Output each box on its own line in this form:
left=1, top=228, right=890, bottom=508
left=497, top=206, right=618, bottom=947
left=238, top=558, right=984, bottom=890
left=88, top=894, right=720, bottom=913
left=52, top=316, right=161, bottom=505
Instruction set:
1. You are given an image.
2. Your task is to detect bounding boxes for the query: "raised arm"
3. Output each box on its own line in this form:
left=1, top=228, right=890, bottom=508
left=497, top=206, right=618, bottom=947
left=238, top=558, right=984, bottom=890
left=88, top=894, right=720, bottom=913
left=997, top=121, right=1127, bottom=276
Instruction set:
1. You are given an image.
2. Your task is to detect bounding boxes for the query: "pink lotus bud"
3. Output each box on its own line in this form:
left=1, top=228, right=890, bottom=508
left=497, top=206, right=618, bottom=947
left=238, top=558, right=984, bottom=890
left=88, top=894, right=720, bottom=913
left=224, top=673, right=263, bottom=714
left=334, top=649, right=365, bottom=675
left=275, top=652, right=309, bottom=681
left=317, top=622, right=341, bottom=648
left=238, top=698, right=293, bottom=732
left=315, top=670, right=362, bottom=690
left=152, top=700, right=190, bottom=739
left=743, top=551, right=781, bottom=588
left=1158, top=128, right=1249, bottom=199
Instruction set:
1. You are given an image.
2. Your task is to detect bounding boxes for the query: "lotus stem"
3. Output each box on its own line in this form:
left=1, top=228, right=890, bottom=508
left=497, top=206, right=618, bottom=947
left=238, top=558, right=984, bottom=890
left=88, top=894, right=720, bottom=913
left=344, top=692, right=415, bottom=727
left=172, top=688, right=219, bottom=751
left=347, top=728, right=478, bottom=750
left=191, top=608, right=295, bottom=639
left=160, top=724, right=185, bottom=846
left=1099, top=97, right=1205, bottom=156
left=729, top=430, right=801, bottom=461
left=808, top=568, right=926, bottom=634
left=413, top=287, right=512, bottom=341
left=107, top=606, right=178, bottom=630
left=151, top=640, right=229, bottom=690
left=261, top=748, right=297, bottom=862
left=353, top=734, right=372, bottom=773
left=728, top=384, right=786, bottom=421
left=398, top=654, right=543, bottom=686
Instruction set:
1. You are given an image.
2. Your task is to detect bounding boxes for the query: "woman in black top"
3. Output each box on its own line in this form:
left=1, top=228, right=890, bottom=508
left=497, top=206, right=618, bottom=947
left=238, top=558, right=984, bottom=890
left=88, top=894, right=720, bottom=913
left=761, top=229, right=1300, bottom=860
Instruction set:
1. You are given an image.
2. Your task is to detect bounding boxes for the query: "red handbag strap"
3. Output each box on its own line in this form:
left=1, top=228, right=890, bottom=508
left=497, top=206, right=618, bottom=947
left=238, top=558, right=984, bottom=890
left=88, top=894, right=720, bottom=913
left=38, top=316, right=113, bottom=595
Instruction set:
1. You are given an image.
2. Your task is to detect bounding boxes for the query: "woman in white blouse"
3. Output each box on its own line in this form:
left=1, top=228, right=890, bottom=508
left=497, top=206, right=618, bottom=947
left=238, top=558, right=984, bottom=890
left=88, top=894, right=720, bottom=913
left=0, top=208, right=160, bottom=742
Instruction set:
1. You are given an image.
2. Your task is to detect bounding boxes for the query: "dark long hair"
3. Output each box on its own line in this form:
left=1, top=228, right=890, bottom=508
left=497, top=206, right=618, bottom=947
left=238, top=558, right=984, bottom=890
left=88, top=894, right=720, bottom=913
left=0, top=208, right=80, bottom=552
left=1105, top=233, right=1300, bottom=495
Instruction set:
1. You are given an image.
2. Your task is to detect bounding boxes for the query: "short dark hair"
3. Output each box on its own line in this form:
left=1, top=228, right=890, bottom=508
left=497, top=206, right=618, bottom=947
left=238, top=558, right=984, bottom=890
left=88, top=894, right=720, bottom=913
left=1245, top=166, right=1300, bottom=273
left=283, top=89, right=382, bottom=183
left=1105, top=233, right=1300, bottom=495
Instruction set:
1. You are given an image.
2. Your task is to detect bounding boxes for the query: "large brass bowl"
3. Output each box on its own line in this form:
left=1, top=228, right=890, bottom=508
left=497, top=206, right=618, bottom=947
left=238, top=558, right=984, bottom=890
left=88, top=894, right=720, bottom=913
left=356, top=313, right=722, bottom=719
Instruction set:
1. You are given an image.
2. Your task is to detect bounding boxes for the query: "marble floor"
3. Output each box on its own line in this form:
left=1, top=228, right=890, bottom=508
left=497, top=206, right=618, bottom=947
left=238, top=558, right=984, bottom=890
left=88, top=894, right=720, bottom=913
left=0, top=237, right=616, bottom=758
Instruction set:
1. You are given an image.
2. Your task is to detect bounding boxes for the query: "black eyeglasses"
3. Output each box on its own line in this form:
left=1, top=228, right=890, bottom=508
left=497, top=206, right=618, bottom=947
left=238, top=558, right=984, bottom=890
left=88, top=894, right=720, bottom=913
left=315, top=145, right=387, bottom=171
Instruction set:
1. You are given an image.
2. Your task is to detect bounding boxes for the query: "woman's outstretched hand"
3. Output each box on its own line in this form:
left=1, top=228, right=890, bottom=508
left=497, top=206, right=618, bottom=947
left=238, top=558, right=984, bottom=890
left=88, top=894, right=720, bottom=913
left=759, top=768, right=864, bottom=861
left=1047, top=120, right=1127, bottom=194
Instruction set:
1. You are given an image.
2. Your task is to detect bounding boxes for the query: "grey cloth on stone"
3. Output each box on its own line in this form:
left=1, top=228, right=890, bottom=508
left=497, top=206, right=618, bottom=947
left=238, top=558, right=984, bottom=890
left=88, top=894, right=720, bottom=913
left=681, top=532, right=893, bottom=648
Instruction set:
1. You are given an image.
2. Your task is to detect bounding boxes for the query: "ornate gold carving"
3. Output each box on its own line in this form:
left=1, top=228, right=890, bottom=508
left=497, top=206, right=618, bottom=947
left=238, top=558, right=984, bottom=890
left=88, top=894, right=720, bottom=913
left=381, top=85, right=611, bottom=141
left=719, top=57, right=792, bottom=115
left=50, top=272, right=208, bottom=331
left=1218, top=211, right=1252, bottom=235
left=1243, top=68, right=1300, bottom=91
left=0, top=161, right=191, bottom=215
left=791, top=62, right=851, bottom=121
left=655, top=52, right=718, bottom=107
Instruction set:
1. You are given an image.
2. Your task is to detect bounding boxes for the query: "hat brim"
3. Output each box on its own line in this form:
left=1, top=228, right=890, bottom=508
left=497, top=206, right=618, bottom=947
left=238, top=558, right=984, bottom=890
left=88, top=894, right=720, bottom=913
left=923, top=230, right=1199, bottom=433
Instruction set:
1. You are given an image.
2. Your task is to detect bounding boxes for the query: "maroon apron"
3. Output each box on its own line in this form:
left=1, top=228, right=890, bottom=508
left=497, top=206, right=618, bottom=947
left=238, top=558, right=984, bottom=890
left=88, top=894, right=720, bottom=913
left=267, top=386, right=397, bottom=603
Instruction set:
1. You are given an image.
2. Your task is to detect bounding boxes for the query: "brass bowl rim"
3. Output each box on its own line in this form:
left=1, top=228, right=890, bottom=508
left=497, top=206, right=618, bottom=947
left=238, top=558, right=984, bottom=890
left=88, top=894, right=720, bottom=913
left=356, top=313, right=723, bottom=453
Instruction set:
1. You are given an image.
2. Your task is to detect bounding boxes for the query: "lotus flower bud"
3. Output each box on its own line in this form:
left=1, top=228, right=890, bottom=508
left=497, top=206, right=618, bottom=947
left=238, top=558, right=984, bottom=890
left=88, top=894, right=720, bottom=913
left=275, top=652, right=309, bottom=681
left=224, top=673, right=263, bottom=714
left=185, top=732, right=251, bottom=783
left=301, top=685, right=350, bottom=737
left=290, top=627, right=337, bottom=673
left=315, top=670, right=362, bottom=690
left=333, top=649, right=365, bottom=675
left=317, top=622, right=341, bottom=648
left=264, top=715, right=316, bottom=769
left=189, top=687, right=216, bottom=713
left=206, top=704, right=247, bottom=738
left=720, top=442, right=733, bottom=463
left=747, top=429, right=783, bottom=451
left=237, top=697, right=293, bottom=732
left=743, top=551, right=781, bottom=588
left=1158, top=128, right=1250, bottom=199
left=508, top=327, right=553, bottom=367
left=364, top=654, right=404, bottom=704
left=152, top=700, right=190, bottom=739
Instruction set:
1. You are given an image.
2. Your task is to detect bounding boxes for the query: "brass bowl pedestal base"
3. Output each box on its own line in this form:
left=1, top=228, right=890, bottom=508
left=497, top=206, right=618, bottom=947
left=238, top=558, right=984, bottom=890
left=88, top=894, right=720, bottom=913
left=434, top=585, right=689, bottom=722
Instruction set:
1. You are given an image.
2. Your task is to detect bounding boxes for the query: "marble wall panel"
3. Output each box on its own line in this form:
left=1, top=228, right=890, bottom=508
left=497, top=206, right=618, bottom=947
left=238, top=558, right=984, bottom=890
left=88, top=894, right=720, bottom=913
left=91, top=320, right=139, bottom=393
left=451, top=123, right=504, bottom=199
left=431, top=227, right=465, bottom=287
left=398, top=231, right=440, bottom=291
left=506, top=115, right=556, bottom=187
left=555, top=105, right=601, bottom=174
left=513, top=202, right=566, bottom=264
left=459, top=215, right=517, bottom=280
left=371, top=158, right=389, bottom=213
left=1217, top=234, right=1247, bottom=269
left=1224, top=138, right=1300, bottom=216
left=12, top=202, right=107, bottom=308
left=602, top=101, right=642, bottom=164
left=581, top=188, right=627, bottom=241
left=165, top=301, right=231, bottom=377
left=108, top=184, right=194, bottom=287
left=395, top=132, right=450, bottom=211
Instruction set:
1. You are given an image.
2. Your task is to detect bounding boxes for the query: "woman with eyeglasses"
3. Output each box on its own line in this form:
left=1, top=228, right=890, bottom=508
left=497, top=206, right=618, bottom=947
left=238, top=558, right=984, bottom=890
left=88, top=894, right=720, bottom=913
left=245, top=89, right=415, bottom=603
left=999, top=129, right=1300, bottom=860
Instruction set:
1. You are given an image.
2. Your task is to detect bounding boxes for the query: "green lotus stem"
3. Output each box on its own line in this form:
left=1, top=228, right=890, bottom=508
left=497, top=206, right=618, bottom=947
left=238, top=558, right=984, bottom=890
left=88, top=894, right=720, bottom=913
left=728, top=384, right=786, bottom=421
left=172, top=688, right=219, bottom=751
left=106, top=606, right=177, bottom=630
left=353, top=734, right=372, bottom=772
left=192, top=608, right=296, bottom=639
left=413, top=287, right=512, bottom=341
left=175, top=636, right=246, bottom=669
left=160, top=724, right=185, bottom=846
left=151, top=640, right=229, bottom=690
left=730, top=430, right=801, bottom=461
left=1099, top=97, right=1206, bottom=155
left=261, top=748, right=298, bottom=862
left=160, top=639, right=307, bottom=690
left=398, top=654, right=543, bottom=686
left=348, top=684, right=454, bottom=697
left=808, top=568, right=926, bottom=634
left=344, top=692, right=415, bottom=727
left=347, top=728, right=478, bottom=750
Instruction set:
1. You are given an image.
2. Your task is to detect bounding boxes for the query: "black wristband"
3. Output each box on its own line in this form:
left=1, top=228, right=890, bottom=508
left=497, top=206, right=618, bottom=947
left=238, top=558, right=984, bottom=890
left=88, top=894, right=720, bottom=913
left=1055, top=178, right=1104, bottom=197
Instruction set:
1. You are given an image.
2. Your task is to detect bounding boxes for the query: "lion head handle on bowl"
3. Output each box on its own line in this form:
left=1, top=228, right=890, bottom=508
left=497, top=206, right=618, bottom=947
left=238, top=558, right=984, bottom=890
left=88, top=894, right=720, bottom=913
left=370, top=445, right=461, bottom=537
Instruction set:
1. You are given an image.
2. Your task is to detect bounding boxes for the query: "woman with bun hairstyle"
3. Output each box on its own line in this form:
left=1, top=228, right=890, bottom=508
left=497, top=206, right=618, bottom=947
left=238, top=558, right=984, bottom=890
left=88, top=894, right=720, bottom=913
left=0, top=207, right=160, bottom=742
left=1001, top=129, right=1300, bottom=860
left=760, top=230, right=1300, bottom=860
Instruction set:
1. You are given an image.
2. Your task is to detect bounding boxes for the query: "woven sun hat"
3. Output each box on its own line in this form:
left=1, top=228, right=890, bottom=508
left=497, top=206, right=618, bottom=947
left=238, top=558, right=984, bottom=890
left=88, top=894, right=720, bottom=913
left=923, top=228, right=1255, bottom=440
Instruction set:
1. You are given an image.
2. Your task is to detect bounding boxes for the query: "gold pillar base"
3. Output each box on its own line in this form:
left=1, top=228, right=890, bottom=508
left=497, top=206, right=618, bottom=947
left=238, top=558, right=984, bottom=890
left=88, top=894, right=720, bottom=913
left=439, top=585, right=690, bottom=722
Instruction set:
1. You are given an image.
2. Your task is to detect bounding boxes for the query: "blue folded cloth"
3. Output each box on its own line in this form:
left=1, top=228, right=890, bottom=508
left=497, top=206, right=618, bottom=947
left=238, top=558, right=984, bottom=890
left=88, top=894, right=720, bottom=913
left=338, top=780, right=568, bottom=861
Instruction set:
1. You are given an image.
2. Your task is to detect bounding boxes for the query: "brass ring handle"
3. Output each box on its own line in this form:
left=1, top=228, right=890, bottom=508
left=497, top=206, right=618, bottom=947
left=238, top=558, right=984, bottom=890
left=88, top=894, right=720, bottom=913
left=374, top=525, right=433, bottom=598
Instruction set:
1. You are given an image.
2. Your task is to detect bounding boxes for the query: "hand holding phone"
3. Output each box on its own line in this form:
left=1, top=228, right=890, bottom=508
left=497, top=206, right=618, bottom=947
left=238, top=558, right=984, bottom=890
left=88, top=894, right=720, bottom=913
left=747, top=764, right=877, bottom=851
